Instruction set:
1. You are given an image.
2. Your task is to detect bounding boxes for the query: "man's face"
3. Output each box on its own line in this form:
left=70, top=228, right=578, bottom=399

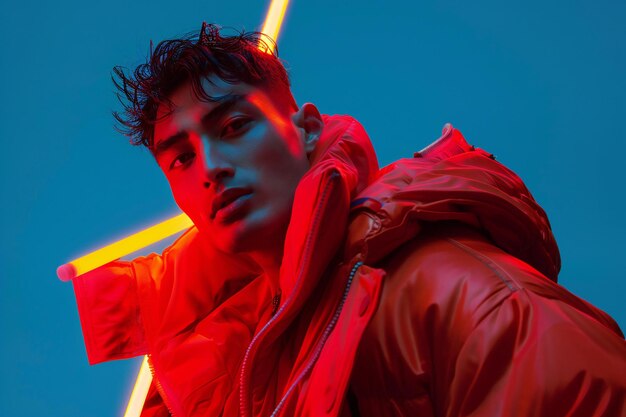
left=153, top=76, right=319, bottom=255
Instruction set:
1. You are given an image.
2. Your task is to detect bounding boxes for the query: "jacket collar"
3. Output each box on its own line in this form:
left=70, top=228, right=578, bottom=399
left=238, top=115, right=380, bottom=417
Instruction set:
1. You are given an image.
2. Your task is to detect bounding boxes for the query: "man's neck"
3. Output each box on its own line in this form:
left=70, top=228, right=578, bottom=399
left=248, top=246, right=283, bottom=297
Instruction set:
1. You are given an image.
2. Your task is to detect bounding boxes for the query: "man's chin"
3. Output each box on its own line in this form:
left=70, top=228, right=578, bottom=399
left=201, top=215, right=287, bottom=256
left=203, top=224, right=256, bottom=255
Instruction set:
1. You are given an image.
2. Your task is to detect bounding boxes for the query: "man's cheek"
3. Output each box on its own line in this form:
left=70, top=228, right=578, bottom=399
left=170, top=187, right=197, bottom=219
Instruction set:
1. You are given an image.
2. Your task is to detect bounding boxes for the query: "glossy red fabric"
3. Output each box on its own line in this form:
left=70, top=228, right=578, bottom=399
left=72, top=116, right=626, bottom=417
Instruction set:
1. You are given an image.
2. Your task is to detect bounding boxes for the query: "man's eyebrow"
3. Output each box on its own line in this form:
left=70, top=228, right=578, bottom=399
left=200, top=94, right=247, bottom=128
left=153, top=94, right=246, bottom=158
left=153, top=131, right=188, bottom=158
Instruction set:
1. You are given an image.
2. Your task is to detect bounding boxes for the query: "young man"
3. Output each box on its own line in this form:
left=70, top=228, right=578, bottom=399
left=71, top=23, right=626, bottom=416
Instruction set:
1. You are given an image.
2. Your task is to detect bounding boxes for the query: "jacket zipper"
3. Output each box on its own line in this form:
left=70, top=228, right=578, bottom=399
left=146, top=354, right=179, bottom=417
left=238, top=170, right=340, bottom=417
left=270, top=261, right=363, bottom=417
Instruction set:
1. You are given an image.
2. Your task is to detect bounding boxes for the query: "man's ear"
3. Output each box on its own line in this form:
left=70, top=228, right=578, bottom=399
left=293, top=102, right=324, bottom=155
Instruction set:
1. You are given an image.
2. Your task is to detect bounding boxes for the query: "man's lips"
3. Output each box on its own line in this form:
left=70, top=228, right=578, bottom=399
left=210, top=188, right=252, bottom=219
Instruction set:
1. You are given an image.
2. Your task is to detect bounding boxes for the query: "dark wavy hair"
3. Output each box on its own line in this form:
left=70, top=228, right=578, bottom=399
left=112, top=23, right=296, bottom=149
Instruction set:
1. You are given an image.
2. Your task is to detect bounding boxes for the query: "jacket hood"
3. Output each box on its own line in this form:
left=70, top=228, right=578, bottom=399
left=346, top=123, right=561, bottom=281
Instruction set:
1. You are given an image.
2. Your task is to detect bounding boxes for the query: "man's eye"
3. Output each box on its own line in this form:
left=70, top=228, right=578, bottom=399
left=220, top=117, right=251, bottom=138
left=169, top=152, right=195, bottom=170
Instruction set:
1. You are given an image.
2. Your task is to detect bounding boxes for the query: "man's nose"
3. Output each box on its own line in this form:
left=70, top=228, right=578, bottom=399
left=200, top=135, right=234, bottom=188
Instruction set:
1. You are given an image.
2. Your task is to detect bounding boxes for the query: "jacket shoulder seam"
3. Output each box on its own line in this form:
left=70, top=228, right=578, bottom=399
left=444, top=238, right=521, bottom=293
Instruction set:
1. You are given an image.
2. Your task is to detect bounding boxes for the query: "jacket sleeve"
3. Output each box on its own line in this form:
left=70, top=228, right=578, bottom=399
left=416, top=234, right=626, bottom=417
left=377, top=229, right=626, bottom=417
left=442, top=287, right=626, bottom=417
left=72, top=260, right=148, bottom=365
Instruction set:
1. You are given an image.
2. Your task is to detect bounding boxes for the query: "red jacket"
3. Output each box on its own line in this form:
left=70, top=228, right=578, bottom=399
left=73, top=116, right=626, bottom=417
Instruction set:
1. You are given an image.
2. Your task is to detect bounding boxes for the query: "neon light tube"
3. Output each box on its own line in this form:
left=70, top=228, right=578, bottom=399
left=56, top=213, right=193, bottom=281
left=123, top=356, right=153, bottom=417
left=260, top=0, right=290, bottom=53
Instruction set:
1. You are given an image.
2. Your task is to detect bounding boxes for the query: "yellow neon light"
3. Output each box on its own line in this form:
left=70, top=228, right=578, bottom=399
left=123, top=356, right=153, bottom=417
left=259, top=0, right=290, bottom=54
left=59, top=2, right=292, bottom=415
left=56, top=213, right=193, bottom=281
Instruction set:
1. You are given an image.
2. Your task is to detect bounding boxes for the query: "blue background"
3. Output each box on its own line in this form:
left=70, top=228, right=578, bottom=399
left=1, top=0, right=624, bottom=415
